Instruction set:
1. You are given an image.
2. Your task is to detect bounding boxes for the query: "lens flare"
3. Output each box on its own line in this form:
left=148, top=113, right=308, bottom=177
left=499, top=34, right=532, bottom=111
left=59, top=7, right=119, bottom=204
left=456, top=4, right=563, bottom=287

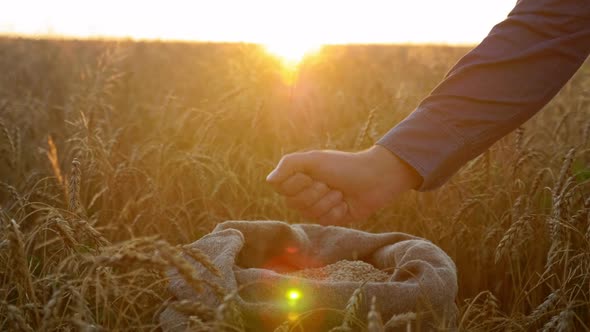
left=263, top=41, right=321, bottom=67
left=286, top=289, right=302, bottom=301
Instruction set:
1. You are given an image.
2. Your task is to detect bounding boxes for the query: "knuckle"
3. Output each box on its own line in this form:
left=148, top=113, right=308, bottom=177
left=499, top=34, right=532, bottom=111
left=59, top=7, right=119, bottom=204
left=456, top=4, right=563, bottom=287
left=299, top=196, right=315, bottom=208
left=334, top=205, right=346, bottom=219
left=332, top=190, right=343, bottom=201
left=310, top=204, right=328, bottom=218
left=314, top=181, right=328, bottom=192
left=326, top=190, right=342, bottom=204
left=299, top=173, right=313, bottom=185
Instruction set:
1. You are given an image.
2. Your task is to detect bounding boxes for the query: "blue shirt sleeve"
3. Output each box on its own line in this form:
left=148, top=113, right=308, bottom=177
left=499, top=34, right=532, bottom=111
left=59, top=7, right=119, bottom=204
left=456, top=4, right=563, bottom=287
left=377, top=0, right=590, bottom=191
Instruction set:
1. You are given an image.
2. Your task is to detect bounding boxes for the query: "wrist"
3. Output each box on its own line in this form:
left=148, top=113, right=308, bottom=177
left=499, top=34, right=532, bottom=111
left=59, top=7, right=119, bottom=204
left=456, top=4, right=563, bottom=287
left=363, top=145, right=422, bottom=190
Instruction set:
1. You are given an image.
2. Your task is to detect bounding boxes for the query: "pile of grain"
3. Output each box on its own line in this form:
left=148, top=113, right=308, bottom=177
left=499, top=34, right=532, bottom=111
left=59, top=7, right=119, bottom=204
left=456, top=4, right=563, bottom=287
left=288, top=260, right=390, bottom=282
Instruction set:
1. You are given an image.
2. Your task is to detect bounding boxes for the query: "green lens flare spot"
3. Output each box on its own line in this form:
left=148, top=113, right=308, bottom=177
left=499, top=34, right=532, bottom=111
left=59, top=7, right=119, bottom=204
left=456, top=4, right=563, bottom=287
left=286, top=289, right=302, bottom=301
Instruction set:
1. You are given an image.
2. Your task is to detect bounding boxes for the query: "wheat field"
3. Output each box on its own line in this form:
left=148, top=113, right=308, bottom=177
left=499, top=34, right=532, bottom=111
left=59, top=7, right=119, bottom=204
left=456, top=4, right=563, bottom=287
left=0, top=37, right=589, bottom=331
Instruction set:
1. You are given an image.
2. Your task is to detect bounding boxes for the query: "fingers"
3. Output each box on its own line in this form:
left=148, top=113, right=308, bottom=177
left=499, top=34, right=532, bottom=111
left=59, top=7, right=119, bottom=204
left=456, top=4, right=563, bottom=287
left=303, top=190, right=343, bottom=219
left=266, top=151, right=351, bottom=225
left=274, top=172, right=313, bottom=196
left=318, top=202, right=349, bottom=225
left=266, top=151, right=317, bottom=185
left=285, top=181, right=330, bottom=209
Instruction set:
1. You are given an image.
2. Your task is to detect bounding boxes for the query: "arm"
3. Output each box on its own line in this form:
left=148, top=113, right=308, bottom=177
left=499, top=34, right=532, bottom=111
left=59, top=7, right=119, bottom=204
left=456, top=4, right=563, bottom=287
left=268, top=0, right=590, bottom=224
left=378, top=0, right=590, bottom=190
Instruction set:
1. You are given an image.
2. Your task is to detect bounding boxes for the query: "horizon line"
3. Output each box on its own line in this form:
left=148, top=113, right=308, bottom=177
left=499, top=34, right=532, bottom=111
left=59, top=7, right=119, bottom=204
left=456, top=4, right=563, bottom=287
left=0, top=32, right=479, bottom=48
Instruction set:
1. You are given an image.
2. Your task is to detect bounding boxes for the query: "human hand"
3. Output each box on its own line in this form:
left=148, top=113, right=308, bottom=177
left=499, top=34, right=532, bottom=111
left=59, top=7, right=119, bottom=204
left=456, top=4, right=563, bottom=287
left=266, top=145, right=422, bottom=225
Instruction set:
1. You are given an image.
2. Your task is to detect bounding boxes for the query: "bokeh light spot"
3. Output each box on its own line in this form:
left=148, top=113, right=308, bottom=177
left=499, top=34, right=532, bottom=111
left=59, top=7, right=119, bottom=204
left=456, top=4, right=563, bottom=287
left=287, top=289, right=302, bottom=301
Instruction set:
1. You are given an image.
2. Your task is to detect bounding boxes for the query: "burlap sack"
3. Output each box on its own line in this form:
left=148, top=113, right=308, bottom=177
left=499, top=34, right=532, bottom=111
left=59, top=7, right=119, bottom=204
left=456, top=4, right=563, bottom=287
left=160, top=221, right=457, bottom=331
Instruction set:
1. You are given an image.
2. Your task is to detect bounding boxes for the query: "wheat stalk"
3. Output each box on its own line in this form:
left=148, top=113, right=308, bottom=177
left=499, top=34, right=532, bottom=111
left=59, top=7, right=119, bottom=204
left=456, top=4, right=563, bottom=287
left=68, top=158, right=83, bottom=215
left=0, top=181, right=22, bottom=210
left=187, top=315, right=213, bottom=332
left=329, top=284, right=365, bottom=332
left=40, top=283, right=68, bottom=331
left=170, top=300, right=215, bottom=321
left=495, top=215, right=534, bottom=263
left=46, top=135, right=64, bottom=187
left=156, top=241, right=205, bottom=293
left=354, top=105, right=378, bottom=149
left=71, top=218, right=109, bottom=247
left=367, top=296, right=384, bottom=332
left=181, top=244, right=222, bottom=277
left=53, top=216, right=79, bottom=250
left=528, top=289, right=562, bottom=322
left=554, top=148, right=575, bottom=195
left=214, top=291, right=244, bottom=331
left=6, top=304, right=35, bottom=332
left=515, top=126, right=525, bottom=153
left=8, top=218, right=37, bottom=304
left=0, top=119, right=17, bottom=169
left=385, top=312, right=417, bottom=328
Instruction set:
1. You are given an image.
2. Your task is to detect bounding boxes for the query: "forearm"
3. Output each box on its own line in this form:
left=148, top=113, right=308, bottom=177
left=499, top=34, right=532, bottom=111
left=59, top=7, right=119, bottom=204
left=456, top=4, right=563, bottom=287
left=378, top=0, right=590, bottom=190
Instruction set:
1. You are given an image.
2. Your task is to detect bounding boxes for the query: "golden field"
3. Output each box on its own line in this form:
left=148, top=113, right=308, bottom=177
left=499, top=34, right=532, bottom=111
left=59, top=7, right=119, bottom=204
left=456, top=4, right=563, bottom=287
left=0, top=37, right=589, bottom=331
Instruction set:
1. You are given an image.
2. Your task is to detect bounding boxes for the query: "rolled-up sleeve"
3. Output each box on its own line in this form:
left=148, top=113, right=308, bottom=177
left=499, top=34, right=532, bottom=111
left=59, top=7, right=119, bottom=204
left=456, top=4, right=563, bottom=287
left=377, top=0, right=590, bottom=190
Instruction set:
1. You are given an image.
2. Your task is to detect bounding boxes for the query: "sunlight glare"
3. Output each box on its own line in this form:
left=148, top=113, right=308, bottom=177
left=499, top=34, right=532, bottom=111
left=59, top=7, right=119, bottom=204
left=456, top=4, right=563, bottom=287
left=263, top=41, right=321, bottom=67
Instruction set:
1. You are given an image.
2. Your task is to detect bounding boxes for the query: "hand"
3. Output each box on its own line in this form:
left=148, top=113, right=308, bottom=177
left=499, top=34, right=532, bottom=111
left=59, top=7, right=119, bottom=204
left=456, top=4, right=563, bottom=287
left=266, top=145, right=422, bottom=225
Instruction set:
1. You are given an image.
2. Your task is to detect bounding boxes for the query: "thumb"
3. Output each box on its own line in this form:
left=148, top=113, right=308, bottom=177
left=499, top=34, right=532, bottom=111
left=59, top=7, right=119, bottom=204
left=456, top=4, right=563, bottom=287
left=266, top=151, right=317, bottom=184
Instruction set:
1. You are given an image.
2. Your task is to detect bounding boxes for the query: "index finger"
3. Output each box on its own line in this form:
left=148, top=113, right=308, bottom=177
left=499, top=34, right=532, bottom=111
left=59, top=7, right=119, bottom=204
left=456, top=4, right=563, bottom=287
left=272, top=172, right=314, bottom=196
left=266, top=152, right=315, bottom=184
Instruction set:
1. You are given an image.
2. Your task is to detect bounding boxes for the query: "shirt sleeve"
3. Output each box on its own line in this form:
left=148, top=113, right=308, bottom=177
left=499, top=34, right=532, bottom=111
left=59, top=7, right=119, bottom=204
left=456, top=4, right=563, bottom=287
left=376, top=0, right=590, bottom=191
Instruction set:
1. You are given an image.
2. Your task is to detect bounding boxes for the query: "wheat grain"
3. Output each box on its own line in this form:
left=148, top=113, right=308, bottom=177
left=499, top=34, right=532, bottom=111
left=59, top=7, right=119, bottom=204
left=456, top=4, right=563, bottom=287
left=513, top=150, right=536, bottom=175
left=53, top=216, right=79, bottom=250
left=529, top=289, right=562, bottom=321
left=330, top=284, right=364, bottom=331
left=515, top=126, right=525, bottom=152
left=6, top=304, right=34, bottom=332
left=70, top=313, right=107, bottom=332
left=170, top=300, right=215, bottom=321
left=156, top=240, right=205, bottom=293
left=40, top=283, right=67, bottom=331
left=554, top=148, right=575, bottom=195
left=529, top=167, right=551, bottom=195
left=367, top=296, right=384, bottom=332
left=68, top=158, right=83, bottom=215
left=0, top=181, right=22, bottom=210
left=215, top=292, right=244, bottom=331
left=481, top=291, right=499, bottom=319
left=46, top=135, right=64, bottom=187
left=188, top=315, right=213, bottom=332
left=0, top=119, right=16, bottom=160
left=288, top=260, right=389, bottom=282
left=495, top=215, right=533, bottom=263
left=354, top=105, right=378, bottom=149
left=450, top=198, right=482, bottom=226
left=555, top=306, right=574, bottom=332
left=385, top=312, right=417, bottom=328
left=181, top=244, right=222, bottom=277
left=8, top=218, right=37, bottom=304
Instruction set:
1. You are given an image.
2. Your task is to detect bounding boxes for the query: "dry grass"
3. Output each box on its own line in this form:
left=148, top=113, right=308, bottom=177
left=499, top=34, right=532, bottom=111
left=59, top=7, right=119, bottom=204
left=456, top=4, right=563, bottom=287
left=0, top=36, right=589, bottom=331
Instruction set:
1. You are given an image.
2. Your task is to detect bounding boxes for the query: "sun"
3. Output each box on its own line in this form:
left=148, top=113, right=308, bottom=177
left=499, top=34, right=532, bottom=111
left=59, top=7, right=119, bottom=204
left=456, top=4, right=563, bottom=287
left=263, top=40, right=322, bottom=67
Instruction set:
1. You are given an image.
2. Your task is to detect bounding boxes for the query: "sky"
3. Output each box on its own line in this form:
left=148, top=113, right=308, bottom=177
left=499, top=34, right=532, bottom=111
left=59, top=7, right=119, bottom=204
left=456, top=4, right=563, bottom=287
left=0, top=0, right=517, bottom=45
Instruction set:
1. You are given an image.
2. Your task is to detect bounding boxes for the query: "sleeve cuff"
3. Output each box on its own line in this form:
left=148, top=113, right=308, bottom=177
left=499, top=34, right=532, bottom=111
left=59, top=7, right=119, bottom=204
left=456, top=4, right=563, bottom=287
left=376, top=107, right=466, bottom=191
